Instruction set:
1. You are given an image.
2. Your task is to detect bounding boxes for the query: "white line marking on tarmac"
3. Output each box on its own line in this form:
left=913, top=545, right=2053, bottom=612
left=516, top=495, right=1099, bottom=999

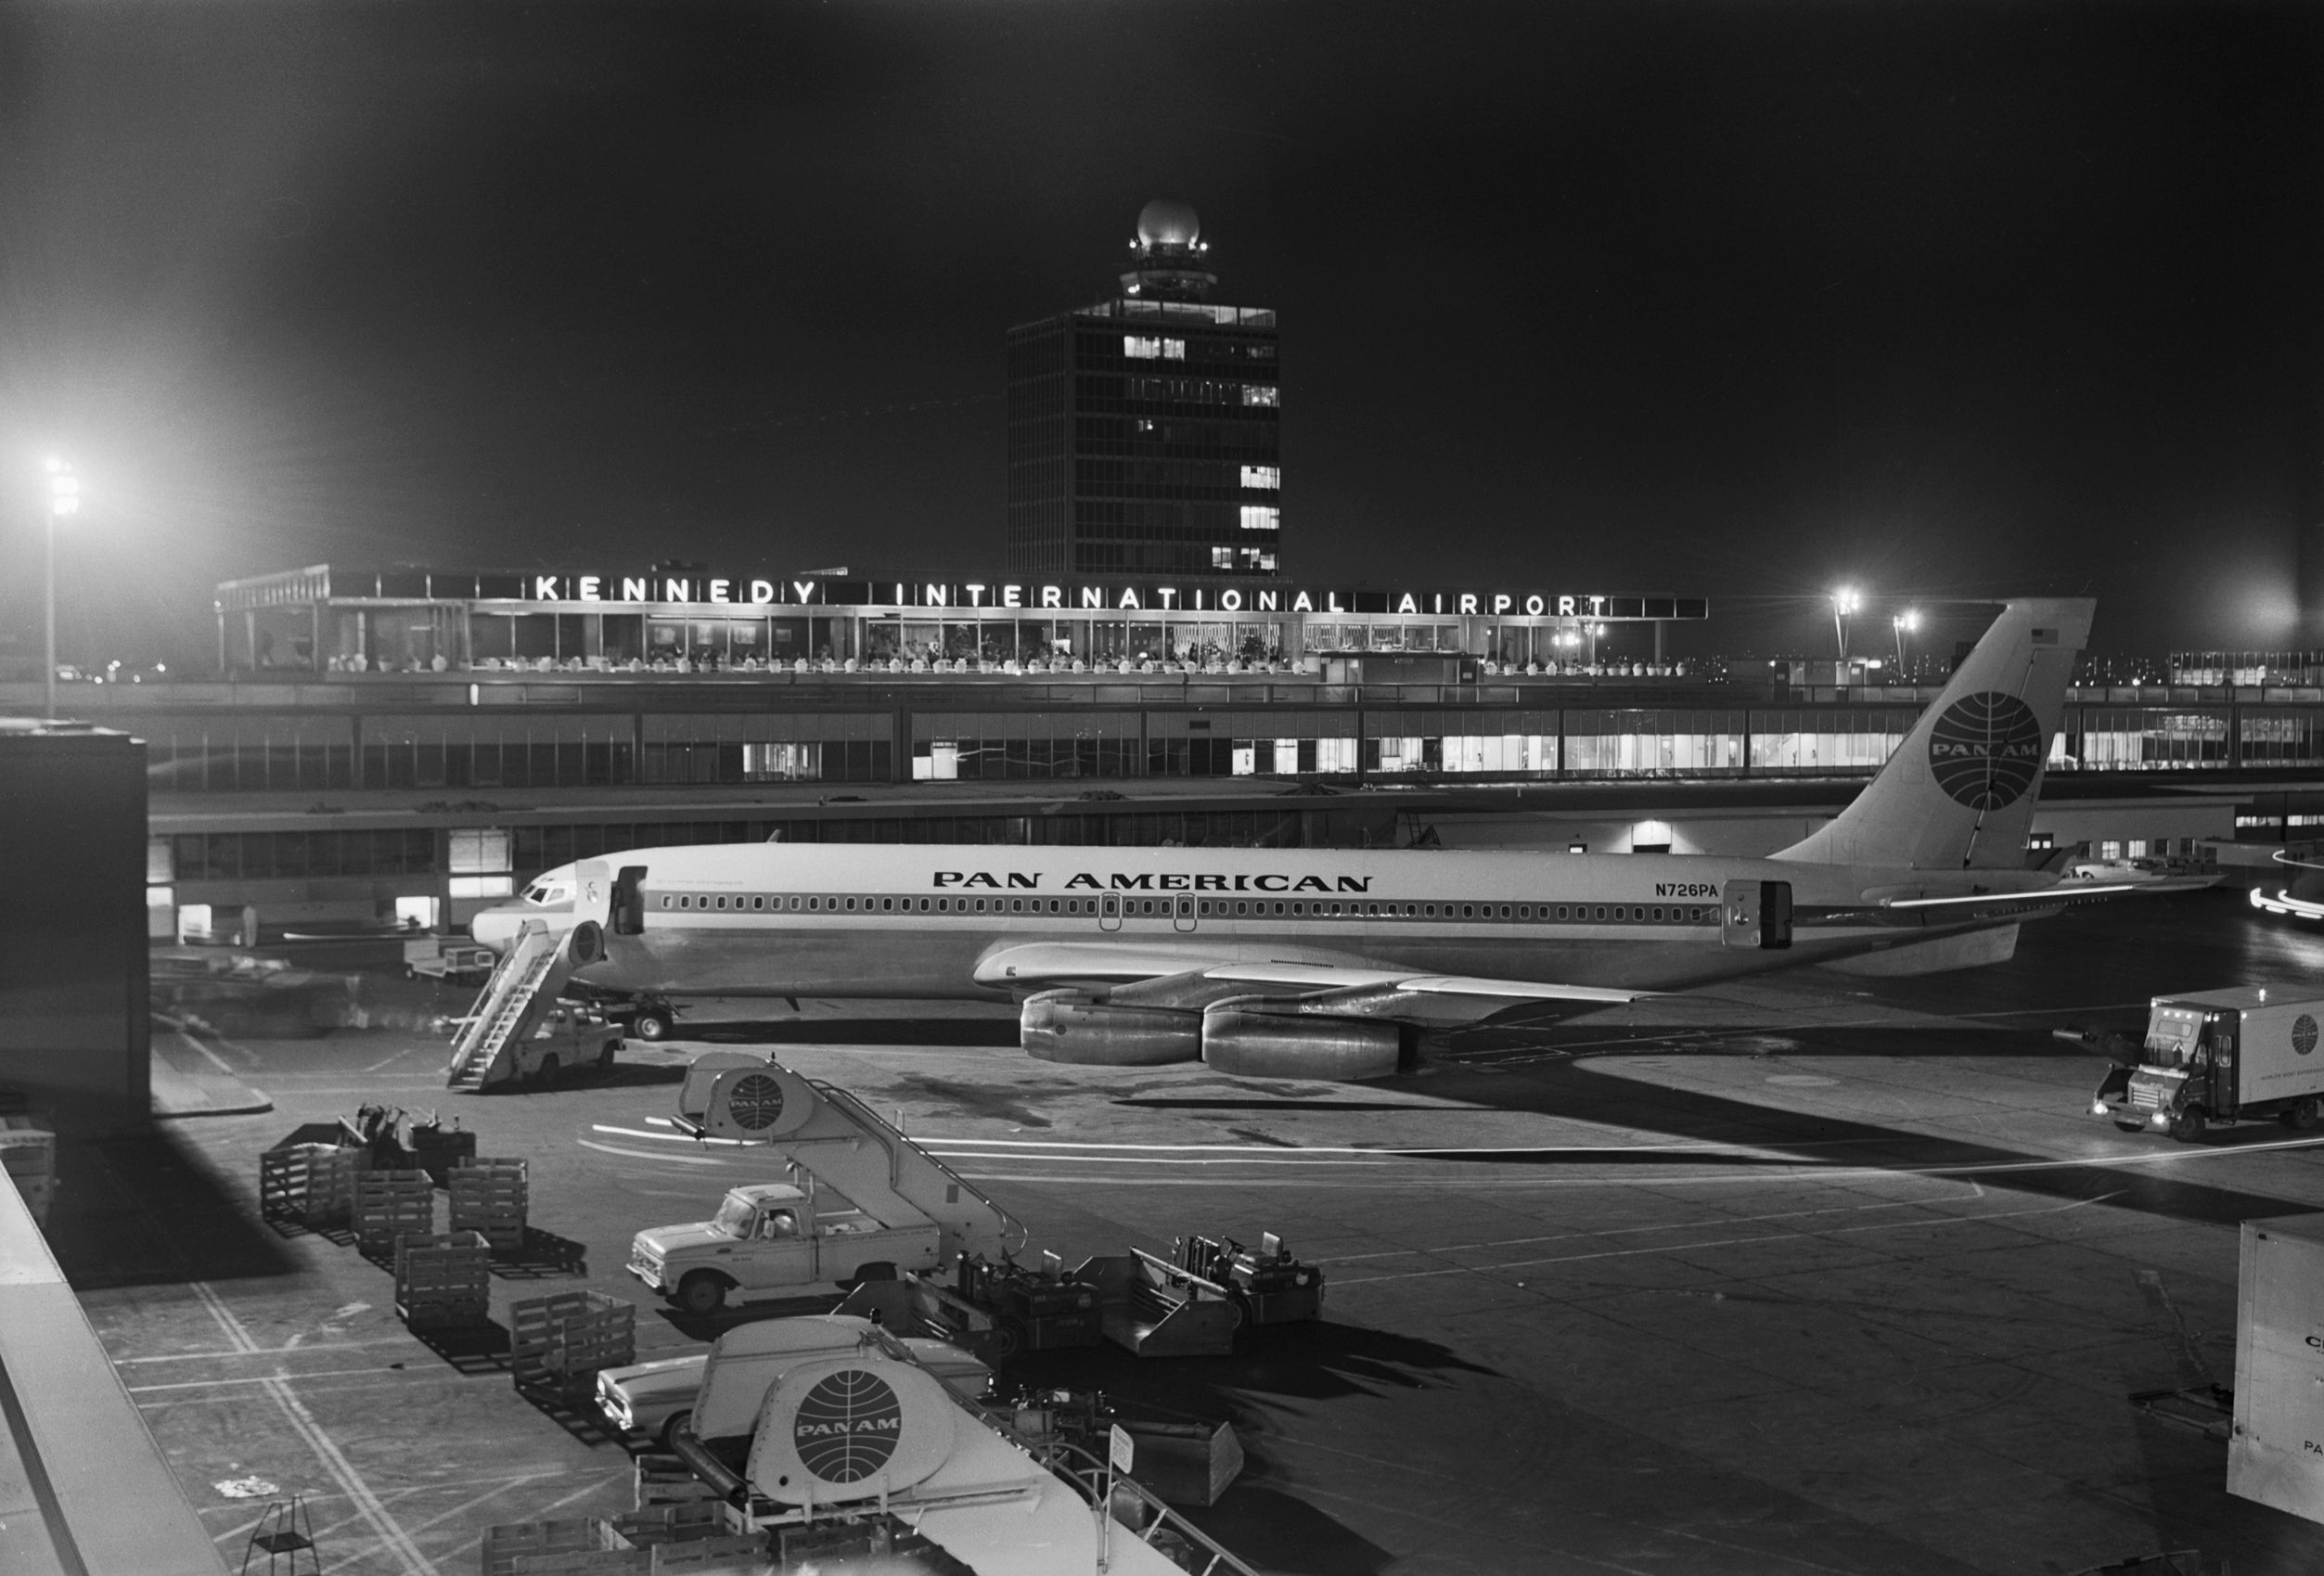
left=129, top=1365, right=405, bottom=1394
left=186, top=1282, right=436, bottom=1576
left=921, top=1135, right=1805, bottom=1156
left=173, top=1028, right=243, bottom=1077
left=1319, top=1194, right=1952, bottom=1262
left=1333, top=1194, right=2112, bottom=1286
left=577, top=1138, right=727, bottom=1166
left=263, top=1375, right=439, bottom=1576
left=117, top=1339, right=409, bottom=1365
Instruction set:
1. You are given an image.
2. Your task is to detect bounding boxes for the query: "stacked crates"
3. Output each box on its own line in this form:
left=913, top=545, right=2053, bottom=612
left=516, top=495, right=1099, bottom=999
left=260, top=1142, right=366, bottom=1228
left=479, top=1518, right=640, bottom=1576
left=448, top=1157, right=529, bottom=1250
left=0, top=1115, right=57, bottom=1227
left=352, top=1169, right=435, bottom=1250
left=510, top=1289, right=637, bottom=1390
left=632, top=1455, right=717, bottom=1510
left=393, top=1230, right=493, bottom=1329
left=479, top=1517, right=764, bottom=1575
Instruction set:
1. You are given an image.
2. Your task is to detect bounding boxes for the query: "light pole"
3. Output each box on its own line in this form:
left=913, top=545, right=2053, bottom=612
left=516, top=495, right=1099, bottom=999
left=1830, top=587, right=1860, bottom=668
left=44, top=457, right=80, bottom=720
left=1893, top=609, right=1920, bottom=678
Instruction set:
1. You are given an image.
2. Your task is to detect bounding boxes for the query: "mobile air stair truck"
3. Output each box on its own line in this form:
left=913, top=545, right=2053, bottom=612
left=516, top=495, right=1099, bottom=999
left=2092, top=986, right=2324, bottom=1140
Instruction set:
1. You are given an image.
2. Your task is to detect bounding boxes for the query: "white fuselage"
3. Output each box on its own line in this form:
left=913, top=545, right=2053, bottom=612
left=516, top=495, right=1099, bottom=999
left=474, top=841, right=2041, bottom=999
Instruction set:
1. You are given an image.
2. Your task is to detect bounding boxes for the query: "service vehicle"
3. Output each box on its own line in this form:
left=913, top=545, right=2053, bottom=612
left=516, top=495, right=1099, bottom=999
left=442, top=915, right=624, bottom=1090
left=629, top=1179, right=933, bottom=1314
left=652, top=1316, right=1247, bottom=1575
left=624, top=1056, right=1023, bottom=1315
left=2091, top=986, right=2324, bottom=1140
left=595, top=1315, right=988, bottom=1449
left=404, top=937, right=498, bottom=982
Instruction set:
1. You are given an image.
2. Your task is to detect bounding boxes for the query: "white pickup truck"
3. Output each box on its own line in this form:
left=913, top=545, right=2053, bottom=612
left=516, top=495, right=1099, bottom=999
left=629, top=1179, right=935, bottom=1315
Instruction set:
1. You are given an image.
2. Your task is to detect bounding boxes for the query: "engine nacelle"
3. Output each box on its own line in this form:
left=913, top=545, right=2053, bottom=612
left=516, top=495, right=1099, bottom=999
left=1021, top=992, right=1201, bottom=1066
left=1201, top=1006, right=1404, bottom=1081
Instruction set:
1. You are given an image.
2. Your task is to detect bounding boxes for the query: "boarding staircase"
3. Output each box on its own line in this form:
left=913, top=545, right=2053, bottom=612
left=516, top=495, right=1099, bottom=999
left=446, top=921, right=576, bottom=1092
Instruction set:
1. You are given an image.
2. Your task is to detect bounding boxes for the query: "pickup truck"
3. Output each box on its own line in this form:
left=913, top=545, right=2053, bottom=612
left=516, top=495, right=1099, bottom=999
left=629, top=1180, right=937, bottom=1315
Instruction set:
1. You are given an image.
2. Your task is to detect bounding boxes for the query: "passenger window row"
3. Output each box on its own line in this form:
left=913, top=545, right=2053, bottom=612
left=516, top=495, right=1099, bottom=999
left=653, top=891, right=1715, bottom=924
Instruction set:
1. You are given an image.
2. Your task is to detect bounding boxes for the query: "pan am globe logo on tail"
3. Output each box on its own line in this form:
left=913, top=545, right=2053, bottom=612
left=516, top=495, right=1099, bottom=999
left=1927, top=692, right=2046, bottom=811
left=793, top=1369, right=904, bottom=1481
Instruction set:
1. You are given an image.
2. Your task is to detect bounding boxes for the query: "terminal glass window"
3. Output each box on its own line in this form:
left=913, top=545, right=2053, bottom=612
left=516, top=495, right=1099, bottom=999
left=1747, top=710, right=1918, bottom=775
left=2239, top=710, right=2324, bottom=767
left=1565, top=711, right=1746, bottom=777
left=2068, top=709, right=2230, bottom=771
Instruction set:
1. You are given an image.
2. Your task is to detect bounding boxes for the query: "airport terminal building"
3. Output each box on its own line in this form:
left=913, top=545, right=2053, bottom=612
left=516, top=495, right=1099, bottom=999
left=16, top=556, right=2295, bottom=947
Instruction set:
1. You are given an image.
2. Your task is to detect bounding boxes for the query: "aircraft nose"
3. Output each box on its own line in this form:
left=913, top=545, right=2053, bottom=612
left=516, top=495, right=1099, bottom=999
left=470, top=907, right=520, bottom=952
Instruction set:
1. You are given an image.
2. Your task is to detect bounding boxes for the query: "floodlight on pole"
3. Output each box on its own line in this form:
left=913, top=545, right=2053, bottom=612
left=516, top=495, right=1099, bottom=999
left=44, top=457, right=81, bottom=721
left=1893, top=608, right=1920, bottom=674
left=1830, top=586, right=1861, bottom=663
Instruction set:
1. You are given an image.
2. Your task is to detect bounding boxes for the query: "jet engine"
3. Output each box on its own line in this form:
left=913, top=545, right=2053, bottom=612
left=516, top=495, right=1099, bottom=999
left=1021, top=991, right=1201, bottom=1065
left=1200, top=1005, right=1406, bottom=1081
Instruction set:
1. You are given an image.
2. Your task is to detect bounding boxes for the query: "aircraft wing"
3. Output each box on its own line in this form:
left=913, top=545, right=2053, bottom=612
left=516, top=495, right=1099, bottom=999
left=973, top=942, right=1646, bottom=1026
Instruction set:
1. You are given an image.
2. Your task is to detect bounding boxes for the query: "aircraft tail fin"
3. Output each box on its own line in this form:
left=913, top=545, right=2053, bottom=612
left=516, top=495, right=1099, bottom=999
left=1773, top=597, right=2092, bottom=870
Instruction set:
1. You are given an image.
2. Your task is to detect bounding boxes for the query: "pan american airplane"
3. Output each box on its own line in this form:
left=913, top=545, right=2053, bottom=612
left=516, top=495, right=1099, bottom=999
left=469, top=598, right=2171, bottom=1081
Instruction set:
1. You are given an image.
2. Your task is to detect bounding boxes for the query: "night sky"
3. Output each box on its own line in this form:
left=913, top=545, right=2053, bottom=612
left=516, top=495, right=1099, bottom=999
left=2, top=1, right=2318, bottom=670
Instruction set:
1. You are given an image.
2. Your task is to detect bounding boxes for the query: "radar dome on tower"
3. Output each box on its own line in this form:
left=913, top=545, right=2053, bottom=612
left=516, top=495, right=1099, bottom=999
left=1136, top=199, right=1202, bottom=250
left=1122, top=198, right=1217, bottom=301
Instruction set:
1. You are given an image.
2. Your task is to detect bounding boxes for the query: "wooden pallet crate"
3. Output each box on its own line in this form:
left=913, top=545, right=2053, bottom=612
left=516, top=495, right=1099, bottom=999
left=646, top=1534, right=767, bottom=1571
left=480, top=1518, right=644, bottom=1576
left=450, top=1159, right=530, bottom=1250
left=509, top=1290, right=637, bottom=1388
left=610, top=1503, right=727, bottom=1547
left=260, top=1144, right=365, bottom=1226
left=394, top=1230, right=493, bottom=1328
left=352, top=1169, right=435, bottom=1247
left=631, top=1456, right=718, bottom=1512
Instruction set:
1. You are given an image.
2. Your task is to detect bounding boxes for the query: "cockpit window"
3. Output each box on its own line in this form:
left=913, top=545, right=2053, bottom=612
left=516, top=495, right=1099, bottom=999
left=524, top=883, right=573, bottom=906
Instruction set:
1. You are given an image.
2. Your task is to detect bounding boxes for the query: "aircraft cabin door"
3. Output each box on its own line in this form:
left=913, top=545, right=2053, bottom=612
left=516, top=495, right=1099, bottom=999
left=1722, top=879, right=1793, bottom=950
left=1174, top=895, right=1198, bottom=932
left=1099, top=893, right=1123, bottom=932
left=611, top=866, right=649, bottom=935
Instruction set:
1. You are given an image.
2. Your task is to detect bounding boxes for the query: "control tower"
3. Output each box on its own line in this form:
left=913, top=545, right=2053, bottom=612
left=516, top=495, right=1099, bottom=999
left=1006, top=201, right=1281, bottom=578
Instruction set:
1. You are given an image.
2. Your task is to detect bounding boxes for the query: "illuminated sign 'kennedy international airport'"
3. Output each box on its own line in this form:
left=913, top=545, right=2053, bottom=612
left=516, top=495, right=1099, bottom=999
left=470, top=575, right=1706, bottom=621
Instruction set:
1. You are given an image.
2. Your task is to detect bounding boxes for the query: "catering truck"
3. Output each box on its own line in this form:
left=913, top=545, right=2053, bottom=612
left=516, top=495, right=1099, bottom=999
left=2092, top=987, right=2324, bottom=1140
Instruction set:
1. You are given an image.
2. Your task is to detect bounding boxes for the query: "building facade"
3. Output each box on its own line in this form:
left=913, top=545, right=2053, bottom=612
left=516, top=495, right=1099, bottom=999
left=1007, top=201, right=1282, bottom=578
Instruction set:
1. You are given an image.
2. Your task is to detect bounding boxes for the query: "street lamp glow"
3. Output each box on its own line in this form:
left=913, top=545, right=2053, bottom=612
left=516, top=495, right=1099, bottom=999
left=1830, top=586, right=1862, bottom=663
left=1891, top=608, right=1919, bottom=673
left=42, top=456, right=80, bottom=719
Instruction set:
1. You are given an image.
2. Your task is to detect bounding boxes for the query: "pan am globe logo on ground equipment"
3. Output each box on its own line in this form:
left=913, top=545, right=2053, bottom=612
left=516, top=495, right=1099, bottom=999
left=2296, top=1015, right=2318, bottom=1057
left=1926, top=692, right=2046, bottom=812
left=793, top=1369, right=904, bottom=1482
left=725, top=1072, right=785, bottom=1130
